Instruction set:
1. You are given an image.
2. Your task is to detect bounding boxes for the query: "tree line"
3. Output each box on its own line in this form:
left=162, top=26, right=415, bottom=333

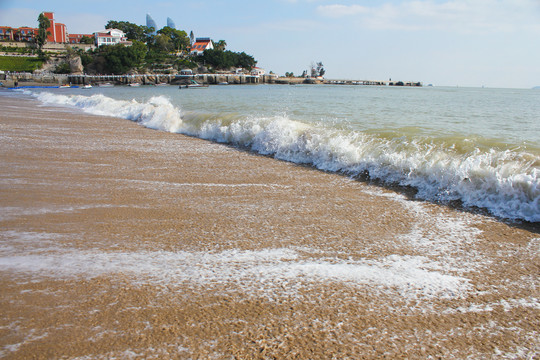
left=74, top=20, right=257, bottom=75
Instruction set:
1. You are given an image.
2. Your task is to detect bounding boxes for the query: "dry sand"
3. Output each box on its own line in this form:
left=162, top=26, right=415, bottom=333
left=0, top=92, right=538, bottom=359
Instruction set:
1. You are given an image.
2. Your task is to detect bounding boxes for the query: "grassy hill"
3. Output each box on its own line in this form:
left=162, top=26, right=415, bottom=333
left=0, top=56, right=43, bottom=72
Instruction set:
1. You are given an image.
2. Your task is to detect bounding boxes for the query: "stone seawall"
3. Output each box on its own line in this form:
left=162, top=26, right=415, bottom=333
left=66, top=74, right=279, bottom=86
left=1, top=72, right=421, bottom=88
left=0, top=73, right=279, bottom=87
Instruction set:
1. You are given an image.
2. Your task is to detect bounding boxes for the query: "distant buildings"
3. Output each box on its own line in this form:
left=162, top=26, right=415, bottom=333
left=146, top=14, right=157, bottom=35
left=0, top=26, right=38, bottom=41
left=0, top=12, right=92, bottom=44
left=251, top=67, right=266, bottom=76
left=1, top=11, right=220, bottom=56
left=148, top=15, right=177, bottom=30
left=68, top=33, right=94, bottom=44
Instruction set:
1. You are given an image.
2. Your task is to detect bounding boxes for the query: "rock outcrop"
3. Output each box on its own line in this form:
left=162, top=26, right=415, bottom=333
left=69, top=56, right=84, bottom=75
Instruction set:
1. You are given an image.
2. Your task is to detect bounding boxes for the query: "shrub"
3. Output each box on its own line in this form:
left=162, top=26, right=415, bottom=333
left=54, top=62, right=71, bottom=74
left=0, top=56, right=43, bottom=72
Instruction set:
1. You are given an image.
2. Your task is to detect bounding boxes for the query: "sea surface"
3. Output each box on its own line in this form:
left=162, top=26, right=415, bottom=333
left=14, top=84, right=540, bottom=222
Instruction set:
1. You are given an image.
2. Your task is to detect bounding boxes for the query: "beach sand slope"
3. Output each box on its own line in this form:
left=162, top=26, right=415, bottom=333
left=0, top=94, right=538, bottom=359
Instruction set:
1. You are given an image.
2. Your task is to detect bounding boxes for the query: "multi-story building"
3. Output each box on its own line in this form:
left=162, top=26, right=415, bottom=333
left=18, top=27, right=38, bottom=41
left=167, top=17, right=176, bottom=29
left=0, top=26, right=15, bottom=41
left=146, top=14, right=157, bottom=35
left=0, top=12, right=93, bottom=45
left=42, top=12, right=68, bottom=43
left=0, top=26, right=38, bottom=41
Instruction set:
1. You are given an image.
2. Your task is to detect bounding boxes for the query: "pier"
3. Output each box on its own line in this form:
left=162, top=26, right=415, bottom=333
left=324, top=79, right=422, bottom=86
left=1, top=72, right=422, bottom=87
left=0, top=72, right=278, bottom=87
left=65, top=73, right=275, bottom=86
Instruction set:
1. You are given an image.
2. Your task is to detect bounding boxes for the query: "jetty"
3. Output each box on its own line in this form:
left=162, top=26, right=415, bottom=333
left=324, top=79, right=422, bottom=87
left=1, top=72, right=422, bottom=87
left=66, top=73, right=274, bottom=86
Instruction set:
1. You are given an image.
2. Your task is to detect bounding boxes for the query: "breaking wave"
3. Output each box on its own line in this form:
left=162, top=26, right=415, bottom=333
left=34, top=92, right=539, bottom=222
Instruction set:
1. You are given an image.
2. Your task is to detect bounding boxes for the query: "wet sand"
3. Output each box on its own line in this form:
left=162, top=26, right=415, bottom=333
left=0, top=92, right=538, bottom=359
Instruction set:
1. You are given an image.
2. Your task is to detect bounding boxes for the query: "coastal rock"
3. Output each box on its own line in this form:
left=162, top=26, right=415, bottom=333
left=69, top=56, right=84, bottom=75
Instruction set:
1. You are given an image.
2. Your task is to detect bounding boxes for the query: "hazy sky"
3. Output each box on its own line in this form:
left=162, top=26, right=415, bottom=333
left=1, top=0, right=539, bottom=88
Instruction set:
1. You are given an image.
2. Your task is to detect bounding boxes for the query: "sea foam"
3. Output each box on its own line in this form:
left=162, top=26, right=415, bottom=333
left=33, top=91, right=539, bottom=222
left=0, top=243, right=469, bottom=299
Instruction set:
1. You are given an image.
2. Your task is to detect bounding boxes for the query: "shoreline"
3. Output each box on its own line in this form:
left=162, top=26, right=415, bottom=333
left=210, top=138, right=540, bottom=233
left=0, top=93, right=538, bottom=358
left=1, top=72, right=422, bottom=87
left=3, top=86, right=535, bottom=227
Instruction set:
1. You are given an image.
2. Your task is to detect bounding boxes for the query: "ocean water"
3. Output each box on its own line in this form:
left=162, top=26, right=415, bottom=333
left=16, top=84, right=540, bottom=222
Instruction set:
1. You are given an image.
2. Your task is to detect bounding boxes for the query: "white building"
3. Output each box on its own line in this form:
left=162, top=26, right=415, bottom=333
left=94, top=29, right=132, bottom=47
left=190, top=37, right=213, bottom=55
left=251, top=67, right=265, bottom=76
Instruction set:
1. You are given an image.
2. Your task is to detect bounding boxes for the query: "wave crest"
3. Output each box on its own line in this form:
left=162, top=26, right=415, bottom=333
left=36, top=92, right=183, bottom=133
left=34, top=91, right=539, bottom=222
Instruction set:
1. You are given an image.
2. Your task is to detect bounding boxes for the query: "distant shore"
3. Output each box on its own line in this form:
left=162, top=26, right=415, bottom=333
left=1, top=71, right=422, bottom=87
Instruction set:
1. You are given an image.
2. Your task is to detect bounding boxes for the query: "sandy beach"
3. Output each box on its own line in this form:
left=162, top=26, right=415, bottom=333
left=0, top=92, right=538, bottom=359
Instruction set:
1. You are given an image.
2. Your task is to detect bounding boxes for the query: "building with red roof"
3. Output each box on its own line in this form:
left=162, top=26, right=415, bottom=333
left=1, top=12, right=92, bottom=45
left=68, top=33, right=94, bottom=44
left=190, top=38, right=213, bottom=55
left=0, top=27, right=15, bottom=41
left=0, top=26, right=38, bottom=42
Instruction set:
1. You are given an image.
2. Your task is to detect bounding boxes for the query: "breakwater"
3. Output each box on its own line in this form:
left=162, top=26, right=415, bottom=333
left=67, top=74, right=278, bottom=86
left=0, top=73, right=278, bottom=87
left=1, top=72, right=422, bottom=87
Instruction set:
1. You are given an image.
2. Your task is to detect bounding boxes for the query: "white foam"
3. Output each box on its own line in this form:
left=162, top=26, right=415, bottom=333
left=0, top=204, right=121, bottom=221
left=29, top=90, right=540, bottom=222
left=362, top=187, right=487, bottom=273
left=444, top=297, right=540, bottom=314
left=122, top=179, right=292, bottom=190
left=0, top=244, right=470, bottom=299
left=35, top=92, right=183, bottom=133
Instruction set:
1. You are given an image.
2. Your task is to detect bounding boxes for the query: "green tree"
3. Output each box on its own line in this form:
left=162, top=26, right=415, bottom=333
left=3, top=27, right=12, bottom=41
left=106, top=20, right=153, bottom=43
left=65, top=45, right=77, bottom=59
left=80, top=35, right=94, bottom=44
left=54, top=62, right=71, bottom=74
left=13, top=29, right=21, bottom=42
left=37, top=13, right=51, bottom=50
left=236, top=52, right=257, bottom=69
left=98, top=40, right=147, bottom=74
left=157, top=26, right=190, bottom=52
left=152, top=34, right=173, bottom=53
left=76, top=48, right=93, bottom=69
left=199, top=49, right=257, bottom=71
left=174, top=58, right=197, bottom=70
left=213, top=40, right=227, bottom=51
